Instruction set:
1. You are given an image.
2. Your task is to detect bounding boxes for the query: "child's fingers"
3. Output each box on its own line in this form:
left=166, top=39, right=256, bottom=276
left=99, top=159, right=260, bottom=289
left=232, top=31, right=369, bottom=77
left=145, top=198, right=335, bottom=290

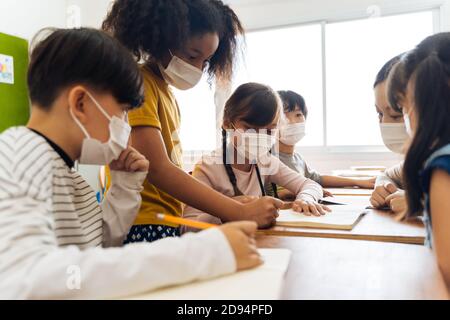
left=228, top=221, right=258, bottom=237
left=299, top=202, right=311, bottom=216
left=307, top=203, right=320, bottom=216
left=125, top=151, right=144, bottom=170
left=248, top=253, right=264, bottom=268
left=271, top=197, right=285, bottom=209
left=317, top=204, right=328, bottom=215
left=117, top=147, right=133, bottom=164
left=129, top=159, right=148, bottom=172
left=370, top=197, right=381, bottom=208
left=391, top=198, right=406, bottom=213
left=247, top=242, right=259, bottom=254
left=384, top=182, right=398, bottom=194
left=385, top=193, right=396, bottom=205
left=371, top=193, right=386, bottom=207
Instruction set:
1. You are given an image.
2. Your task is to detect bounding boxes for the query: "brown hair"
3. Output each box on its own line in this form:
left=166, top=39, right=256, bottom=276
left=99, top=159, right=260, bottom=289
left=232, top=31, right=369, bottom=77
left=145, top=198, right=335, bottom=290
left=222, top=82, right=281, bottom=128
left=221, top=82, right=281, bottom=197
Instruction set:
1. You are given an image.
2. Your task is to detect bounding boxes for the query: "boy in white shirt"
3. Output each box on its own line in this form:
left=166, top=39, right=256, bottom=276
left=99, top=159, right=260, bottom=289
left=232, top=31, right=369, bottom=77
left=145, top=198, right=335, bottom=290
left=0, top=28, right=261, bottom=299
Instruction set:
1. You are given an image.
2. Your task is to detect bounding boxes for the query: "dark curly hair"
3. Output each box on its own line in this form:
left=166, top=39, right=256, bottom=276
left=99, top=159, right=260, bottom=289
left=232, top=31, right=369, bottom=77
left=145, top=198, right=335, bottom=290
left=102, top=0, right=244, bottom=82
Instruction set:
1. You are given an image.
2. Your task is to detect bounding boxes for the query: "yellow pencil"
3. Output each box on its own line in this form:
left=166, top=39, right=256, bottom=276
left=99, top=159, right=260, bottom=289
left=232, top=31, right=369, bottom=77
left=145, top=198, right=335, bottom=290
left=154, top=213, right=218, bottom=230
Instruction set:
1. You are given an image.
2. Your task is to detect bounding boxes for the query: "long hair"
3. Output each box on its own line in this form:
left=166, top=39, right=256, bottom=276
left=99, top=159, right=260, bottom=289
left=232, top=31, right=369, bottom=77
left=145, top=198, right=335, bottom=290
left=387, top=32, right=450, bottom=217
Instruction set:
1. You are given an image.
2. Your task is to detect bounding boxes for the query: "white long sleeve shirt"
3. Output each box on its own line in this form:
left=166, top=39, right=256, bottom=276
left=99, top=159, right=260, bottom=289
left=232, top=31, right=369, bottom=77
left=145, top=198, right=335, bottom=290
left=0, top=127, right=236, bottom=299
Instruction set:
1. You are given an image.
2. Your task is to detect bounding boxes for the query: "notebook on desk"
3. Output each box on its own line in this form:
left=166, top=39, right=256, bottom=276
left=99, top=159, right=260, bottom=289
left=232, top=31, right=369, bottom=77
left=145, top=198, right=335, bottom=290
left=326, top=188, right=373, bottom=196
left=277, top=205, right=368, bottom=231
left=125, top=249, right=292, bottom=300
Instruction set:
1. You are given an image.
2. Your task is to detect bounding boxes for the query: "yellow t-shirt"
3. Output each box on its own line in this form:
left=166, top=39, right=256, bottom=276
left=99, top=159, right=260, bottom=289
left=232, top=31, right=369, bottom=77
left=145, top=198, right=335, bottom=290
left=125, top=65, right=184, bottom=227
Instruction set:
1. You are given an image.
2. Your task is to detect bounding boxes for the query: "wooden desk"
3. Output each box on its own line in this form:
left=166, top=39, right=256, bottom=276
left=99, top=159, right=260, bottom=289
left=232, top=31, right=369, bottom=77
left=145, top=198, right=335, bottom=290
left=257, top=236, right=449, bottom=299
left=261, top=196, right=426, bottom=245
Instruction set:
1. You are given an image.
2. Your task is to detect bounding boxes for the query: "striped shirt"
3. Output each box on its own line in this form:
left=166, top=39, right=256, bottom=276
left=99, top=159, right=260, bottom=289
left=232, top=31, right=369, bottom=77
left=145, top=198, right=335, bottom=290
left=0, top=127, right=236, bottom=299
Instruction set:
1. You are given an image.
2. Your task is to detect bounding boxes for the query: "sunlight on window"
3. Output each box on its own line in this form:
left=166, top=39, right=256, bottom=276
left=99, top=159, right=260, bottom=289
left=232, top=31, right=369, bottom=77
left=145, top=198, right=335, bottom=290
left=173, top=77, right=217, bottom=151
left=326, top=11, right=434, bottom=146
left=174, top=10, right=435, bottom=151
left=233, top=24, right=324, bottom=146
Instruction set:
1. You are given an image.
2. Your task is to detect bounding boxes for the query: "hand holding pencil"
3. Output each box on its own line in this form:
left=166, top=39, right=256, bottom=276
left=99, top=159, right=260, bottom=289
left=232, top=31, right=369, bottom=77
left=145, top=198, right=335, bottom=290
left=220, top=221, right=263, bottom=271
left=153, top=213, right=262, bottom=271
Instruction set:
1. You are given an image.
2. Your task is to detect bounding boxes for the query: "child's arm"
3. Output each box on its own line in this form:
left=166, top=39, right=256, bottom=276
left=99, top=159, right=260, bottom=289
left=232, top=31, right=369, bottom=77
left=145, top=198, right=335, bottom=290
left=269, top=157, right=329, bottom=215
left=131, top=127, right=283, bottom=227
left=430, top=169, right=450, bottom=290
left=183, top=162, right=277, bottom=228
left=297, top=154, right=375, bottom=190
left=371, top=164, right=404, bottom=209
left=101, top=147, right=148, bottom=247
left=320, top=175, right=376, bottom=189
left=375, top=163, right=404, bottom=188
left=0, top=181, right=258, bottom=298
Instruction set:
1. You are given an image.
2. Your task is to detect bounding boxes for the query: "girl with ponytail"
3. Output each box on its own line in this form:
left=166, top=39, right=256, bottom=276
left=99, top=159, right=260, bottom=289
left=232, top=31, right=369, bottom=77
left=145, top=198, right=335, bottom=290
left=388, top=32, right=450, bottom=287
left=183, top=83, right=330, bottom=230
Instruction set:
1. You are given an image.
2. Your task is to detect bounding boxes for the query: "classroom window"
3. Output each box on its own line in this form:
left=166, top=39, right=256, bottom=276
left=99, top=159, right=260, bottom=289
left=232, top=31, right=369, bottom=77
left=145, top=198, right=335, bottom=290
left=175, top=10, right=436, bottom=151
left=173, top=77, right=217, bottom=151
left=326, top=11, right=434, bottom=146
left=233, top=24, right=324, bottom=146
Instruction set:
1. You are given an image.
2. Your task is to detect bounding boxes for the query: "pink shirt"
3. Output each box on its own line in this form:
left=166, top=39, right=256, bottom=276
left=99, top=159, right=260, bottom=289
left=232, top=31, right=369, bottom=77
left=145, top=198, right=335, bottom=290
left=183, top=149, right=323, bottom=227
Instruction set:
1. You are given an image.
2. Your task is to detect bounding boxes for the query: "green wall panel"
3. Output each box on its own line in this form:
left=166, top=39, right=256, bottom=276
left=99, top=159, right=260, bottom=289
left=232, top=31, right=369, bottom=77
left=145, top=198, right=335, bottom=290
left=0, top=32, right=30, bottom=133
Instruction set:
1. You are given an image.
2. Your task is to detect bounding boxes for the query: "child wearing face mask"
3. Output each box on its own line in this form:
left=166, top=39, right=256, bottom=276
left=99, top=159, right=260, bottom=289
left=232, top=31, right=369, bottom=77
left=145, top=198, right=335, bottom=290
left=269, top=90, right=375, bottom=201
left=387, top=33, right=450, bottom=287
left=182, top=83, right=330, bottom=230
left=0, top=28, right=262, bottom=299
left=370, top=55, right=409, bottom=214
left=102, top=0, right=283, bottom=242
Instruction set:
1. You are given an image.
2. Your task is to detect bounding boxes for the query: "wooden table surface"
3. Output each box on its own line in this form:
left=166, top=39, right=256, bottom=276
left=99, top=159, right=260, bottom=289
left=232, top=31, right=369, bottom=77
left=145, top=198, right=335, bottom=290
left=261, top=195, right=426, bottom=245
left=257, top=235, right=449, bottom=299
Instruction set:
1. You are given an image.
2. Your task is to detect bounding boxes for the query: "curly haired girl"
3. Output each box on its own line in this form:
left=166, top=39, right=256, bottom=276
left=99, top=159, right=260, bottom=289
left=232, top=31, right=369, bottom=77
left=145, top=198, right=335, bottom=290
left=102, top=0, right=284, bottom=243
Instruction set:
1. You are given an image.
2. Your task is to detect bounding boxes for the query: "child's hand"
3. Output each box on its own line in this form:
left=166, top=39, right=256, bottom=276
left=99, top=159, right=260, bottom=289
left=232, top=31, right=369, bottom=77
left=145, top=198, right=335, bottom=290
left=278, top=189, right=296, bottom=201
left=323, top=189, right=334, bottom=197
left=385, top=190, right=407, bottom=214
left=233, top=195, right=259, bottom=204
left=355, top=177, right=376, bottom=189
left=370, top=182, right=397, bottom=208
left=219, top=221, right=263, bottom=271
left=241, top=196, right=284, bottom=229
left=110, top=147, right=149, bottom=173
left=292, top=199, right=331, bottom=216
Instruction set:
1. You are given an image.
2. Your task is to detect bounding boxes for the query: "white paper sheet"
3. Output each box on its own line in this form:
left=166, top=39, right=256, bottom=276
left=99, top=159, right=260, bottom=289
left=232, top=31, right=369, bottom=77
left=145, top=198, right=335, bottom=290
left=277, top=205, right=367, bottom=229
left=126, top=249, right=292, bottom=300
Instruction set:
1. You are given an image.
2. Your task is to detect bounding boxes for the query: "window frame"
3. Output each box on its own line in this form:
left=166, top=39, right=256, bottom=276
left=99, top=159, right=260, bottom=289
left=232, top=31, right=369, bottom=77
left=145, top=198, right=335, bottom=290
left=179, top=4, right=442, bottom=156
left=234, top=6, right=440, bottom=156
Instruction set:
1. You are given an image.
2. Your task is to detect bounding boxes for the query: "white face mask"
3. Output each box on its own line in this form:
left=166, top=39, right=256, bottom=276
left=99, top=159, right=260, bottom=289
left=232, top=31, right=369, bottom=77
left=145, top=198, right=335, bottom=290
left=279, top=122, right=306, bottom=146
left=70, top=92, right=131, bottom=165
left=403, top=112, right=413, bottom=137
left=159, top=51, right=203, bottom=90
left=234, top=129, right=277, bottom=163
left=379, top=123, right=409, bottom=154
